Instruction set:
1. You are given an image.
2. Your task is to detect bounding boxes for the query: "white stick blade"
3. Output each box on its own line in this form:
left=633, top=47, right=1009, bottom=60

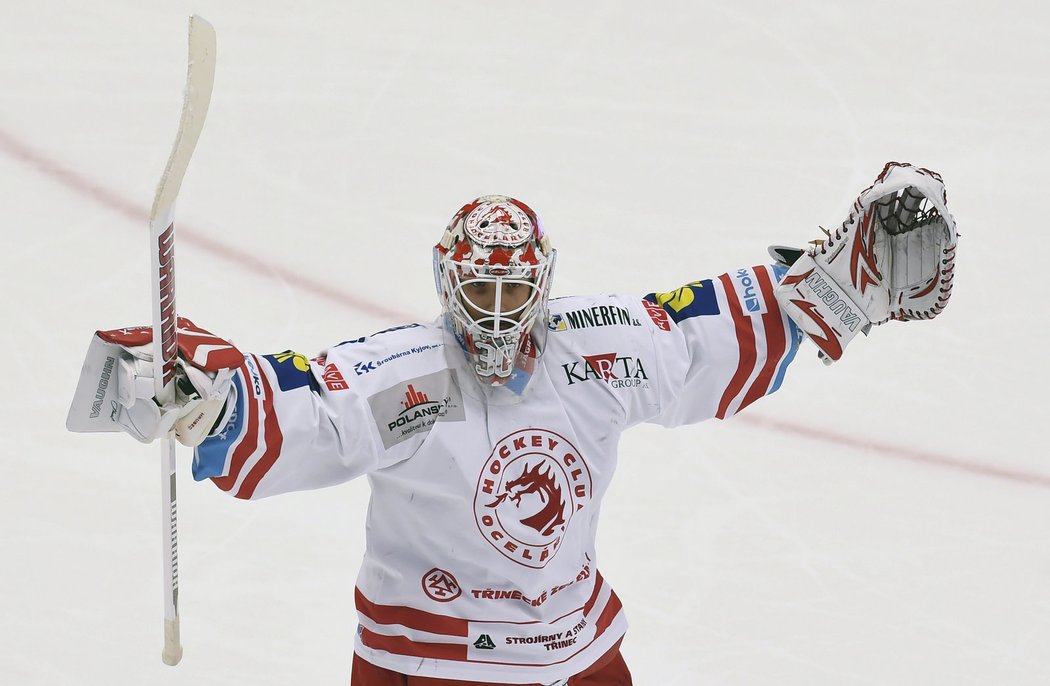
left=149, top=14, right=217, bottom=226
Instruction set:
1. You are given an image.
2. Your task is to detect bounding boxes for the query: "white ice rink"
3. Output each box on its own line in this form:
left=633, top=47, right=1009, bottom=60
left=2, top=1, right=1048, bottom=683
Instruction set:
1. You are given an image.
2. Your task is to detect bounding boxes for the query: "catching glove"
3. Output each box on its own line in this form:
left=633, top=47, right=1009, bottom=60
left=773, top=161, right=957, bottom=363
left=66, top=318, right=243, bottom=446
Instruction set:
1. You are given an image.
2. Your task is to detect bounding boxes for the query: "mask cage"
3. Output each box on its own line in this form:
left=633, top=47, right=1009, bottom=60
left=434, top=248, right=555, bottom=385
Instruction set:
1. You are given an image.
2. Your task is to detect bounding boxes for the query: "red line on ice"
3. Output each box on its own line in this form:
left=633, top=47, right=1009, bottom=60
left=3, top=128, right=1045, bottom=490
left=0, top=128, right=407, bottom=322
left=736, top=413, right=1050, bottom=489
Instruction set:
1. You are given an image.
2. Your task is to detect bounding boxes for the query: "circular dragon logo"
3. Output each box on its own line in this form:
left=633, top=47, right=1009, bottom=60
left=474, top=429, right=591, bottom=569
left=463, top=201, right=533, bottom=246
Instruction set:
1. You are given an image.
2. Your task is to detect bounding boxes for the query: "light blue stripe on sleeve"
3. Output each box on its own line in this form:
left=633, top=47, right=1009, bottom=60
left=769, top=317, right=802, bottom=395
left=193, top=374, right=246, bottom=481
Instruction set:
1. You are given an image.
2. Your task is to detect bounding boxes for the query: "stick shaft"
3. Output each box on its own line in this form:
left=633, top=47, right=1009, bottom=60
left=161, top=439, right=182, bottom=666
left=149, top=15, right=216, bottom=666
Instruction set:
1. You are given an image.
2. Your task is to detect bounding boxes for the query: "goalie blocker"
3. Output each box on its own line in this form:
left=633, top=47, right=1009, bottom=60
left=67, top=318, right=242, bottom=446
left=773, top=162, right=957, bottom=363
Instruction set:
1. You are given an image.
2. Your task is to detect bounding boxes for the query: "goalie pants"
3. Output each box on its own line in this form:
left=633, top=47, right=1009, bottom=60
left=350, top=639, right=632, bottom=685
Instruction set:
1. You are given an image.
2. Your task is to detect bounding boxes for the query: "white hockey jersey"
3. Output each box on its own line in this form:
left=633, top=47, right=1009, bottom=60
left=194, top=263, right=803, bottom=684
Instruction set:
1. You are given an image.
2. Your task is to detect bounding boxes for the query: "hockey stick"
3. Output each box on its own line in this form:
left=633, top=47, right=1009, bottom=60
left=149, top=14, right=216, bottom=666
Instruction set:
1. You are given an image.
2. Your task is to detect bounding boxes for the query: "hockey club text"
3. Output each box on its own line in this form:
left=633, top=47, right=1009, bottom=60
left=474, top=429, right=591, bottom=569
left=562, top=353, right=650, bottom=389
left=548, top=305, right=640, bottom=332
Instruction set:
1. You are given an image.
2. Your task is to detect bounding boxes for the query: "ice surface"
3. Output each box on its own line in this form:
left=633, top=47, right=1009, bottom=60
left=1, top=1, right=1047, bottom=684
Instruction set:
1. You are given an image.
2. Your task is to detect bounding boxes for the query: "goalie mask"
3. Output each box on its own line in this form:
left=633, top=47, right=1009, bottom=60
left=434, top=195, right=556, bottom=389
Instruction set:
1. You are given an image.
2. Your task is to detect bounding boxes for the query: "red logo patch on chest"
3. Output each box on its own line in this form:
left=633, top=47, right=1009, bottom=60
left=474, top=429, right=592, bottom=569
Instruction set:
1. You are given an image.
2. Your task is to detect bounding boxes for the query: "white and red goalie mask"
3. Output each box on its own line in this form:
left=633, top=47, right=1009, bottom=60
left=434, top=195, right=556, bottom=387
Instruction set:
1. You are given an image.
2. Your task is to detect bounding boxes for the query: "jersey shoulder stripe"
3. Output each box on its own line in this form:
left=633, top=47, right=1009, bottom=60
left=210, top=356, right=263, bottom=490
left=199, top=354, right=286, bottom=499
left=715, top=272, right=759, bottom=419
left=736, top=266, right=788, bottom=413
left=235, top=363, right=285, bottom=499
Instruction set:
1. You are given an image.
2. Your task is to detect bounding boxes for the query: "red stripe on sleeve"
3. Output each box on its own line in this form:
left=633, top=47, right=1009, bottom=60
left=736, top=267, right=788, bottom=413
left=359, top=628, right=468, bottom=662
left=715, top=273, right=758, bottom=419
left=211, top=358, right=260, bottom=492
left=356, top=588, right=470, bottom=638
left=583, top=570, right=605, bottom=617
left=236, top=365, right=285, bottom=499
left=593, top=589, right=623, bottom=639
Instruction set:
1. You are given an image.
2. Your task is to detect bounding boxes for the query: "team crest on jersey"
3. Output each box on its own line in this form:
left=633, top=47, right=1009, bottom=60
left=368, top=370, right=466, bottom=449
left=561, top=353, right=650, bottom=389
left=474, top=429, right=591, bottom=569
left=421, top=567, right=461, bottom=602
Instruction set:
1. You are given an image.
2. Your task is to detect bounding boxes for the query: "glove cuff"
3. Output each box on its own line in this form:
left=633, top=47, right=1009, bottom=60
left=775, top=256, right=871, bottom=363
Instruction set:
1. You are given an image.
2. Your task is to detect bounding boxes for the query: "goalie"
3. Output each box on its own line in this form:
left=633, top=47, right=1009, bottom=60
left=67, top=162, right=956, bottom=685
